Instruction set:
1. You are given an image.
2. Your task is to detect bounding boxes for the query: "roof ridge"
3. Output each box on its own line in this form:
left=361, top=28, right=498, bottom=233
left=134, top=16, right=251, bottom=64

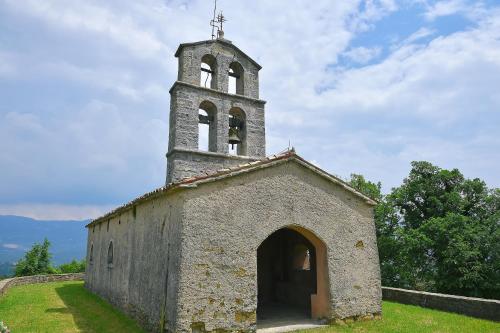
left=86, top=149, right=379, bottom=228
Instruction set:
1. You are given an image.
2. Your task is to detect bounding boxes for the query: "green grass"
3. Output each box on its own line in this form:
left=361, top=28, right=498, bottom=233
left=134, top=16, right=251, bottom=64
left=0, top=281, right=145, bottom=333
left=298, top=301, right=500, bottom=333
left=0, top=281, right=498, bottom=333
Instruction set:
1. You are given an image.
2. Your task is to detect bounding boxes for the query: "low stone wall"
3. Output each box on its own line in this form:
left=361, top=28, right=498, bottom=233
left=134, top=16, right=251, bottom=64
left=382, top=286, right=500, bottom=322
left=0, top=273, right=85, bottom=297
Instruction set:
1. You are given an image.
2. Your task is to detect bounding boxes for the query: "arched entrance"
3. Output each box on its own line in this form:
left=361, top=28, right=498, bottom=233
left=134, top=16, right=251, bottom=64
left=257, top=226, right=329, bottom=324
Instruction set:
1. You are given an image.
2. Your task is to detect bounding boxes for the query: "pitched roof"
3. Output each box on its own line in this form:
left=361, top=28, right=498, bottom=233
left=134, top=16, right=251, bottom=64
left=86, top=151, right=377, bottom=227
left=174, top=39, right=262, bottom=70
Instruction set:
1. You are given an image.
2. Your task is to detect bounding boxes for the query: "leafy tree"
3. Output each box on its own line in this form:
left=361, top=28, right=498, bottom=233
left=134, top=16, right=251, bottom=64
left=374, top=161, right=500, bottom=299
left=349, top=174, right=383, bottom=201
left=56, top=259, right=86, bottom=273
left=14, top=238, right=56, bottom=276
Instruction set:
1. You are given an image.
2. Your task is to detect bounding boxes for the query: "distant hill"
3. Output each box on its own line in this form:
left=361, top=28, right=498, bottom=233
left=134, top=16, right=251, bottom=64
left=0, top=215, right=88, bottom=276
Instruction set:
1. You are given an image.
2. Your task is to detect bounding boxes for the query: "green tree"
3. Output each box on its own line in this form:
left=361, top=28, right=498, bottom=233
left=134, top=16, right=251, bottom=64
left=377, top=161, right=500, bottom=299
left=14, top=238, right=55, bottom=276
left=56, top=259, right=86, bottom=273
left=349, top=174, right=383, bottom=201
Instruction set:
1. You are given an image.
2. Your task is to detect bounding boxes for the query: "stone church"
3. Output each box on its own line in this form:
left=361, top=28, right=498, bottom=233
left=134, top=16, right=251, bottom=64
left=85, top=33, right=382, bottom=333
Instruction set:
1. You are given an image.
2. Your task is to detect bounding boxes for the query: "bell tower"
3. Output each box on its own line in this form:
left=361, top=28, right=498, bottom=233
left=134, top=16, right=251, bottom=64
left=166, top=33, right=266, bottom=184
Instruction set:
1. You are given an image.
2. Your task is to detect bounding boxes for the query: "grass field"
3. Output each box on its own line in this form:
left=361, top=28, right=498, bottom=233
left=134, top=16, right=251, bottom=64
left=0, top=281, right=145, bottom=333
left=0, top=281, right=498, bottom=333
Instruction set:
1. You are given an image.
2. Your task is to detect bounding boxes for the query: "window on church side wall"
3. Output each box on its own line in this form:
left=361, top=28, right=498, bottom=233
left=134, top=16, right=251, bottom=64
left=228, top=62, right=244, bottom=95
left=89, top=244, right=94, bottom=264
left=107, top=241, right=114, bottom=267
left=200, top=54, right=217, bottom=89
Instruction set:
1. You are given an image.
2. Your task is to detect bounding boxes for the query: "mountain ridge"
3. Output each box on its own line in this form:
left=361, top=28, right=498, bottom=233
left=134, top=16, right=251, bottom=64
left=0, top=215, right=88, bottom=276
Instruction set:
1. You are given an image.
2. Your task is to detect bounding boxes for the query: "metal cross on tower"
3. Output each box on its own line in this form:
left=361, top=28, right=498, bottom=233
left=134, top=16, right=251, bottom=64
left=210, top=0, right=227, bottom=39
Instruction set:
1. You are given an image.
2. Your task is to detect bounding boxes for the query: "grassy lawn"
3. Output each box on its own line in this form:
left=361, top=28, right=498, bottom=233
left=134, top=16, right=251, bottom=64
left=299, top=301, right=500, bottom=333
left=0, top=281, right=498, bottom=333
left=0, top=281, right=144, bottom=333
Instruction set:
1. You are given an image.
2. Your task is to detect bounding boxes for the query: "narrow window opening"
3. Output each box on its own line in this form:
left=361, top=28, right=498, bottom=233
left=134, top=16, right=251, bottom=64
left=228, top=108, right=246, bottom=156
left=198, top=109, right=210, bottom=151
left=293, top=244, right=311, bottom=271
left=200, top=54, right=217, bottom=89
left=107, top=242, right=114, bottom=267
left=228, top=62, right=244, bottom=95
left=107, top=220, right=110, bottom=232
left=228, top=68, right=237, bottom=94
left=199, top=101, right=217, bottom=152
left=89, top=244, right=94, bottom=264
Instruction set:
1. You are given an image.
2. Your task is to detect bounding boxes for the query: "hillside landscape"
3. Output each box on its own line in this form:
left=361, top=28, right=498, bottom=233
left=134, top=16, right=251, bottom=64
left=0, top=215, right=88, bottom=276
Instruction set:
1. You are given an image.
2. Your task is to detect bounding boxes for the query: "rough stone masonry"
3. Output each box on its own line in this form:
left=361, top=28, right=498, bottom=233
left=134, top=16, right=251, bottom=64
left=85, top=35, right=382, bottom=333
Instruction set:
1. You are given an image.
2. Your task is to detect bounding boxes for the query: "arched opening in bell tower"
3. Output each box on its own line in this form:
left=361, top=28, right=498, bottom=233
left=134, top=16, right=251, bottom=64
left=228, top=107, right=246, bottom=156
left=257, top=226, right=330, bottom=326
left=228, top=62, right=244, bottom=95
left=199, top=101, right=217, bottom=152
left=200, top=54, right=217, bottom=89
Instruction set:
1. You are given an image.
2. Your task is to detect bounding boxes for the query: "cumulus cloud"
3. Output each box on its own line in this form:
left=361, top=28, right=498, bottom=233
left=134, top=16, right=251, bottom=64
left=342, top=46, right=382, bottom=64
left=0, top=204, right=113, bottom=220
left=0, top=0, right=499, bottom=218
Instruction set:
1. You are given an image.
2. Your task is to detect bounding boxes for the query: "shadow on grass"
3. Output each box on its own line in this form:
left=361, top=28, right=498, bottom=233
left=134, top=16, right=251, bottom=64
left=52, top=282, right=144, bottom=333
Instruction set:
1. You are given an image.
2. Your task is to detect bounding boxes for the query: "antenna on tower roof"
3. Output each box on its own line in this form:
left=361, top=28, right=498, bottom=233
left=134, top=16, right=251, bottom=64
left=210, top=0, right=227, bottom=40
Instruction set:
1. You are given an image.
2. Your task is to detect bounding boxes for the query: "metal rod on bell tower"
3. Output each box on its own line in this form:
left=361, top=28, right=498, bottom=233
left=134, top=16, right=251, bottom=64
left=210, top=0, right=217, bottom=39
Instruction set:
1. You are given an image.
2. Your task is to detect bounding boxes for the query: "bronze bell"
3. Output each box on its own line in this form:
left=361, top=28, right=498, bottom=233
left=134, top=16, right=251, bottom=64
left=228, top=127, right=241, bottom=149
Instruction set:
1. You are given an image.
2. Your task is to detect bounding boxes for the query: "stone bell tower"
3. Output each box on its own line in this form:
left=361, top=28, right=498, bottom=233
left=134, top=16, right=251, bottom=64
left=166, top=34, right=266, bottom=184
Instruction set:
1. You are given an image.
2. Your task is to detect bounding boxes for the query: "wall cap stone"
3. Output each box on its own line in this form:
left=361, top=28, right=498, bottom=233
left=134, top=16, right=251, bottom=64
left=0, top=273, right=85, bottom=297
left=382, top=286, right=500, bottom=322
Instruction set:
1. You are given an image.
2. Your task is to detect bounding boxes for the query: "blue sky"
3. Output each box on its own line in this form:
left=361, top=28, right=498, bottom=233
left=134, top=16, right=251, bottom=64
left=0, top=0, right=499, bottom=220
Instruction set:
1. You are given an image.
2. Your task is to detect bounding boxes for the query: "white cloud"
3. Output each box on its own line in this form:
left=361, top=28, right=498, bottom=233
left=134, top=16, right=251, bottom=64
left=401, top=27, right=436, bottom=45
left=2, top=243, right=21, bottom=249
left=423, top=0, right=487, bottom=21
left=0, top=204, right=115, bottom=220
left=3, top=0, right=167, bottom=60
left=343, top=46, right=382, bottom=64
left=0, top=0, right=499, bottom=217
left=424, top=0, right=467, bottom=20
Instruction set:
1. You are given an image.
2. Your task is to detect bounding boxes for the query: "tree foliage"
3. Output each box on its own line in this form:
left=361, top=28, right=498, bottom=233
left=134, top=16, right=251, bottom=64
left=14, top=238, right=55, bottom=276
left=350, top=162, right=500, bottom=299
left=57, top=259, right=86, bottom=274
left=14, top=239, right=86, bottom=276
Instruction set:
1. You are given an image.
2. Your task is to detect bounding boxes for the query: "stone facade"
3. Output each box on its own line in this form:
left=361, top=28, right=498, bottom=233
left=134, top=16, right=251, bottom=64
left=85, top=153, right=382, bottom=332
left=85, top=36, right=382, bottom=333
left=167, top=38, right=266, bottom=184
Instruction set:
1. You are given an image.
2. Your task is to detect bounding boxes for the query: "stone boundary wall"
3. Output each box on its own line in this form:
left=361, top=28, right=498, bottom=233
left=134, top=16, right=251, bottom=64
left=382, top=286, right=500, bottom=322
left=0, top=273, right=84, bottom=297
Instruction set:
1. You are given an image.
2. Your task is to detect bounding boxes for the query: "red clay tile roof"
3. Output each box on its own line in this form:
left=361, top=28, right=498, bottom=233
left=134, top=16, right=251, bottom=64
left=86, top=150, right=377, bottom=227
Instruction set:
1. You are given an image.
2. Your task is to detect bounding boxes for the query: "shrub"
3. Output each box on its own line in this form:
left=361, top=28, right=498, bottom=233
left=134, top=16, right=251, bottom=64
left=56, top=259, right=86, bottom=273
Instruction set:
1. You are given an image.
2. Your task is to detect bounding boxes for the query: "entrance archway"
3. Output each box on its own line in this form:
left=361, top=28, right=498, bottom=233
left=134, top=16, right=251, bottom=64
left=257, top=226, right=329, bottom=324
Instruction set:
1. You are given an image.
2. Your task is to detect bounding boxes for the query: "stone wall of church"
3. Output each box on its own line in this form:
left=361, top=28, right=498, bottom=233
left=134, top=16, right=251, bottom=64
left=175, top=160, right=382, bottom=332
left=84, top=193, right=185, bottom=332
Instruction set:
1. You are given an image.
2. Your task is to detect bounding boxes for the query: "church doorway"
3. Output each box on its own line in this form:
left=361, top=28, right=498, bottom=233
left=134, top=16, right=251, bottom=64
left=257, top=226, right=329, bottom=326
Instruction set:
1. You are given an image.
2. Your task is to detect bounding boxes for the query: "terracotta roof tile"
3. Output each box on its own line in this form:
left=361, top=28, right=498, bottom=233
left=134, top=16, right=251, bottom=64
left=86, top=150, right=376, bottom=227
